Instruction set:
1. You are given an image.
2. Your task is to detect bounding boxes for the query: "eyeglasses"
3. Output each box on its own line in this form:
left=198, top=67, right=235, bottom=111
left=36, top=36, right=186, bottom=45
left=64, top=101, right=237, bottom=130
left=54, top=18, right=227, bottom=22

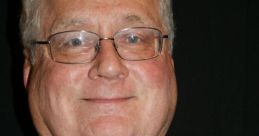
left=34, top=27, right=168, bottom=64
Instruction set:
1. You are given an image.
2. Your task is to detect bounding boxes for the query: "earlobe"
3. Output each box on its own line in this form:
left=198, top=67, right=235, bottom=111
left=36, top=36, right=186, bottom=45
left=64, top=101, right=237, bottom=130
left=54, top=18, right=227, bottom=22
left=23, top=49, right=31, bottom=88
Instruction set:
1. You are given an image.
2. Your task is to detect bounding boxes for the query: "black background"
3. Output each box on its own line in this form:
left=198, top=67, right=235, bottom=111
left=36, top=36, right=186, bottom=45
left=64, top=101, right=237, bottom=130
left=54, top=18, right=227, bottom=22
left=0, top=0, right=258, bottom=135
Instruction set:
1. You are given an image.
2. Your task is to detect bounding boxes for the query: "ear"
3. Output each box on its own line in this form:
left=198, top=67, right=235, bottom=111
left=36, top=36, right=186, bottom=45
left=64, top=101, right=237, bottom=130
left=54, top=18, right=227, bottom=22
left=23, top=48, right=32, bottom=88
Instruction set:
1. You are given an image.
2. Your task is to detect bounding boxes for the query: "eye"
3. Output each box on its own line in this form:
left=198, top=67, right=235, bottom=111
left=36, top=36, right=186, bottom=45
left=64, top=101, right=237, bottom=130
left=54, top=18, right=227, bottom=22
left=127, top=35, right=140, bottom=44
left=68, top=38, right=83, bottom=47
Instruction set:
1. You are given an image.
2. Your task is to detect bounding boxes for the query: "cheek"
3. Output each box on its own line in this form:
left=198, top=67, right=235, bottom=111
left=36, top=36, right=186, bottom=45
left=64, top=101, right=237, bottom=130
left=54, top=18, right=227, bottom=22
left=39, top=63, right=87, bottom=93
left=28, top=60, right=90, bottom=133
left=33, top=61, right=89, bottom=111
left=127, top=56, right=176, bottom=129
left=132, top=57, right=173, bottom=90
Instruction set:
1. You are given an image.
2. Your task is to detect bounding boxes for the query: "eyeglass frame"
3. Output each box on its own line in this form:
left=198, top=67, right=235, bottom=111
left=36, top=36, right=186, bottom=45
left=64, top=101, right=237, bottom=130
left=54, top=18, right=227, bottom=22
left=34, top=27, right=169, bottom=64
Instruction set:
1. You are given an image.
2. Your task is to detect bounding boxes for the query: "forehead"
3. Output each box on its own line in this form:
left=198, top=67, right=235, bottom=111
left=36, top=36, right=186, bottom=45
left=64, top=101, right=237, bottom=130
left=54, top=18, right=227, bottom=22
left=41, top=0, right=162, bottom=34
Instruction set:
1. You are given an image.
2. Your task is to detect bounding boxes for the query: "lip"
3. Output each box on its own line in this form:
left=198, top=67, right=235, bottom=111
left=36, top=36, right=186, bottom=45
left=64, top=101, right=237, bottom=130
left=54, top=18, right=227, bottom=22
left=82, top=96, right=136, bottom=104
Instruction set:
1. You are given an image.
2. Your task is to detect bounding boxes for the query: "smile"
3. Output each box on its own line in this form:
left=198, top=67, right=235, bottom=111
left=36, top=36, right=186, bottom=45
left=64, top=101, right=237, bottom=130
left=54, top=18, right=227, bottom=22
left=82, top=96, right=136, bottom=104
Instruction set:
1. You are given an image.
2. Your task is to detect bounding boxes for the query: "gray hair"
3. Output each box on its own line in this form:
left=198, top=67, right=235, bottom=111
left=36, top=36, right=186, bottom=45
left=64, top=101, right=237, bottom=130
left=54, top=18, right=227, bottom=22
left=20, top=0, right=41, bottom=61
left=20, top=0, right=174, bottom=57
left=160, top=0, right=174, bottom=49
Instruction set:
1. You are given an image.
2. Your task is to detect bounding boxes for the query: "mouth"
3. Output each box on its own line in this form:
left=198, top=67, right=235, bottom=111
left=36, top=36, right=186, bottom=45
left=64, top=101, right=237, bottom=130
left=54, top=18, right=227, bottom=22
left=82, top=96, right=136, bottom=104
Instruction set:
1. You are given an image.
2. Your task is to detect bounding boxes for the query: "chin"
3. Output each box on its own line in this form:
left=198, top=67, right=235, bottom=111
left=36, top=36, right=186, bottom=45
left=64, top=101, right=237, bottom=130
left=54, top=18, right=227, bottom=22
left=84, top=115, right=137, bottom=136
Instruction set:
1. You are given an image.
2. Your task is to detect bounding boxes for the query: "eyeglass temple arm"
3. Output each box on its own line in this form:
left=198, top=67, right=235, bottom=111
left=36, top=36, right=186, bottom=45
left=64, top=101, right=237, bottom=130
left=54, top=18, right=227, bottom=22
left=162, top=35, right=168, bottom=38
left=33, top=41, right=50, bottom=44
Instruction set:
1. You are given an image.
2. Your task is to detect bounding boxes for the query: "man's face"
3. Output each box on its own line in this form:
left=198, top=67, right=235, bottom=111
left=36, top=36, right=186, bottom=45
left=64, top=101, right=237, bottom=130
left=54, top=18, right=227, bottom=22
left=23, top=0, right=177, bottom=136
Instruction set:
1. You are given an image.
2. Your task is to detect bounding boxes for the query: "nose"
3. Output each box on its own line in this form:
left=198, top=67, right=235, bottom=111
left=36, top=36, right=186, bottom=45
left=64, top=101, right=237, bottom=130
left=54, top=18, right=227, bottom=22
left=88, top=40, right=129, bottom=80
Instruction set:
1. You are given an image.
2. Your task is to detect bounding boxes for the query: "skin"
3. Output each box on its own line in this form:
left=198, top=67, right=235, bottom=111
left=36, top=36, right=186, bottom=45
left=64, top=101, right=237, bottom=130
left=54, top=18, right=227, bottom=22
left=23, top=0, right=177, bottom=136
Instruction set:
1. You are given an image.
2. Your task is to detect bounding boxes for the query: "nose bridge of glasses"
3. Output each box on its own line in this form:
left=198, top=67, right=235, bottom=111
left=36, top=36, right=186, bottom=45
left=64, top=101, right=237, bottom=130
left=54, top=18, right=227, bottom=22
left=95, top=36, right=123, bottom=62
left=98, top=37, right=117, bottom=48
left=99, top=37, right=114, bottom=41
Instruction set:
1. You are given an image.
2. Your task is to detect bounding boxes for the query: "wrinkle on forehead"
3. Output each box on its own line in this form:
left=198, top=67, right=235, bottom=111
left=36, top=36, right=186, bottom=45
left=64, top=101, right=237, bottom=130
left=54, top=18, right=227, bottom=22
left=42, top=0, right=162, bottom=36
left=50, top=18, right=92, bottom=34
left=50, top=14, right=145, bottom=34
